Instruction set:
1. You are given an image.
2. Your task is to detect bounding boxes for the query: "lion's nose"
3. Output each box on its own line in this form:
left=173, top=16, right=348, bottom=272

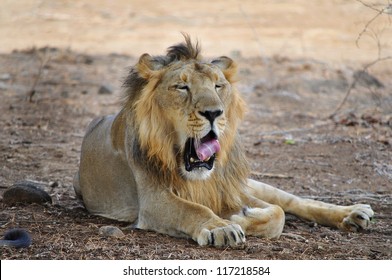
left=199, top=110, right=223, bottom=123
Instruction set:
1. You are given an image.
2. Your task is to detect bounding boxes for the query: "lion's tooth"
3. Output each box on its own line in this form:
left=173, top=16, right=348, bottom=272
left=190, top=157, right=195, bottom=163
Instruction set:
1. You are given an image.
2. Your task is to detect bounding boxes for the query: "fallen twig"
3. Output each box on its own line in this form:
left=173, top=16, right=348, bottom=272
left=281, top=233, right=308, bottom=242
left=27, top=49, right=50, bottom=102
left=251, top=171, right=293, bottom=179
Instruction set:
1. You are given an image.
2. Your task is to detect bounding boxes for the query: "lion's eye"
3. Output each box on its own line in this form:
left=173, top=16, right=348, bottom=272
left=176, top=85, right=189, bottom=91
left=215, top=84, right=223, bottom=90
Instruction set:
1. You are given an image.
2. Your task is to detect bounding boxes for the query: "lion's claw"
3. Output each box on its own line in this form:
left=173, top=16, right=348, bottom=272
left=341, top=204, right=374, bottom=232
left=197, top=224, right=245, bottom=248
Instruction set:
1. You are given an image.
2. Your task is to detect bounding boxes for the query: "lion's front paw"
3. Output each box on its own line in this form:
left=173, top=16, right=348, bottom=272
left=197, top=224, right=245, bottom=248
left=340, top=204, right=374, bottom=232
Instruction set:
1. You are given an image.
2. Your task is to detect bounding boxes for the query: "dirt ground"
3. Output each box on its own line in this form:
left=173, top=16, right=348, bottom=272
left=1, top=0, right=391, bottom=260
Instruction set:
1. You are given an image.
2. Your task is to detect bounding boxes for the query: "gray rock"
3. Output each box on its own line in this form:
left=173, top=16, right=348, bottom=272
left=3, top=180, right=52, bottom=205
left=98, top=226, right=125, bottom=238
left=98, top=84, right=114, bottom=95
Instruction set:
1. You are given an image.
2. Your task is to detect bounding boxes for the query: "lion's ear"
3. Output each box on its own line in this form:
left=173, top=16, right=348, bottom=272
left=211, top=56, right=237, bottom=82
left=136, top=53, right=163, bottom=79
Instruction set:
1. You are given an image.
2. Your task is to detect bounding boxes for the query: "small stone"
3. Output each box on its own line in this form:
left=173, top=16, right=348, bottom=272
left=0, top=82, right=8, bottom=90
left=0, top=73, right=11, bottom=81
left=99, top=226, right=125, bottom=238
left=3, top=180, right=52, bottom=205
left=272, top=246, right=284, bottom=252
left=98, top=84, right=113, bottom=95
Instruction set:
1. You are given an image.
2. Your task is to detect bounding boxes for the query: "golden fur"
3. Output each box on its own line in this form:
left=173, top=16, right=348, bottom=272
left=74, top=35, right=374, bottom=247
left=120, top=38, right=249, bottom=216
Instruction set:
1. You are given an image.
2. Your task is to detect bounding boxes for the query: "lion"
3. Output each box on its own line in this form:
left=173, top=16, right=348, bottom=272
left=73, top=35, right=374, bottom=247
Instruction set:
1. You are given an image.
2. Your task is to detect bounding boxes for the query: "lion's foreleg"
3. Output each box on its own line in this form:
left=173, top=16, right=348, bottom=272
left=247, top=179, right=374, bottom=231
left=136, top=189, right=245, bottom=247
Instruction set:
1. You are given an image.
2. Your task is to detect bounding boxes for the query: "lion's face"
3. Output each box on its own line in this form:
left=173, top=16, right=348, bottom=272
left=157, top=61, right=235, bottom=180
left=133, top=51, right=244, bottom=181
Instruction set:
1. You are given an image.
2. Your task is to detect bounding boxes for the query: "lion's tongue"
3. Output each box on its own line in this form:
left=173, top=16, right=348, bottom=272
left=195, top=139, right=220, bottom=161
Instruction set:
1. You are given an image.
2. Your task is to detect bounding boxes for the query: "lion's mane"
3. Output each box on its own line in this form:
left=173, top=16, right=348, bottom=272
left=116, top=35, right=249, bottom=216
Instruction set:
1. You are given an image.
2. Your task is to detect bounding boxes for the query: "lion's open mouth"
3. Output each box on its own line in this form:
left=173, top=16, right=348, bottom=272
left=184, top=131, right=221, bottom=172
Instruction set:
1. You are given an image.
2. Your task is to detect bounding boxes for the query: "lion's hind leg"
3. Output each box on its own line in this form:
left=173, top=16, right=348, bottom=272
left=247, top=179, right=374, bottom=232
left=230, top=201, right=285, bottom=239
